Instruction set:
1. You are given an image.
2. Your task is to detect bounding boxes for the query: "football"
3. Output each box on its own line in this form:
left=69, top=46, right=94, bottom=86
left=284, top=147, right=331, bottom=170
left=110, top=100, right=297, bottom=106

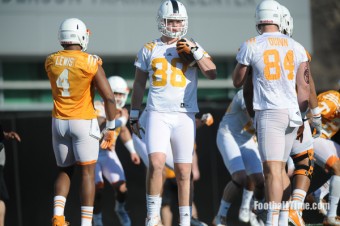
left=176, top=39, right=197, bottom=67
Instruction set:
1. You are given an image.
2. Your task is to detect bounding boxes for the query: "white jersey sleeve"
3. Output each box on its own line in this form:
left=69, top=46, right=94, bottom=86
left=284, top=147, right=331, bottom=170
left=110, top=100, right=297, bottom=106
left=94, top=101, right=106, bottom=118
left=219, top=89, right=255, bottom=137
left=134, top=38, right=201, bottom=113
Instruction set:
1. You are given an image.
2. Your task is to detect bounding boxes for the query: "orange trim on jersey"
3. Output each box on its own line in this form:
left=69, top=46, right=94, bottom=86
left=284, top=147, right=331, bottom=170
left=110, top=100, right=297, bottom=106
left=77, top=160, right=97, bottom=165
left=325, top=155, right=339, bottom=170
left=144, top=42, right=156, bottom=51
left=246, top=37, right=256, bottom=44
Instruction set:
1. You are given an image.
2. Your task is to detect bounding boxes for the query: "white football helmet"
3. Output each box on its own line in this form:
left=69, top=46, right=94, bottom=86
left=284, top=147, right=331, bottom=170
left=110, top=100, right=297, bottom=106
left=157, top=0, right=188, bottom=38
left=280, top=5, right=294, bottom=37
left=255, top=0, right=282, bottom=34
left=107, top=76, right=129, bottom=109
left=58, top=18, right=90, bottom=51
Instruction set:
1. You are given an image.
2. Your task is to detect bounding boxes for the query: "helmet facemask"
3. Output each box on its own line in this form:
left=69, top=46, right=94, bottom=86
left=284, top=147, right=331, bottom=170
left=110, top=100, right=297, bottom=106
left=114, top=92, right=129, bottom=109
left=280, top=5, right=294, bottom=37
left=107, top=76, right=129, bottom=109
left=157, top=0, right=188, bottom=38
left=158, top=18, right=188, bottom=38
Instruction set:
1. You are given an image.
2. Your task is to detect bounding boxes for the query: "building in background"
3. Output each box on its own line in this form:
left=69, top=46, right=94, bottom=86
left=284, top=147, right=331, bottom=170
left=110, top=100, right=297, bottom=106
left=0, top=0, right=312, bottom=111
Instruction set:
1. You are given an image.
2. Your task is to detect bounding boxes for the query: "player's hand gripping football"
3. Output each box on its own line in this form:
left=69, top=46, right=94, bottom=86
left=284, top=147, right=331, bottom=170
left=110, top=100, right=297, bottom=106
left=130, top=110, right=142, bottom=139
left=176, top=38, right=204, bottom=66
left=176, top=38, right=197, bottom=55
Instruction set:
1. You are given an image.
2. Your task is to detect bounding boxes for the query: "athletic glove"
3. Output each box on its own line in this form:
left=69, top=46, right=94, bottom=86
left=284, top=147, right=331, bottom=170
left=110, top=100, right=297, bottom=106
left=130, top=110, right=142, bottom=139
left=100, top=120, right=116, bottom=150
left=176, top=38, right=204, bottom=62
left=310, top=107, right=322, bottom=138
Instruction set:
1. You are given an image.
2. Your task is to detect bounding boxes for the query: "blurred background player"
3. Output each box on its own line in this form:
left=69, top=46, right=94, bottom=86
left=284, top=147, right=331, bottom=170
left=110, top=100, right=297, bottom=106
left=45, top=18, right=117, bottom=226
left=213, top=89, right=264, bottom=226
left=129, top=0, right=216, bottom=225
left=232, top=0, right=311, bottom=225
left=0, top=125, right=21, bottom=226
left=93, top=76, right=140, bottom=226
left=310, top=89, right=340, bottom=225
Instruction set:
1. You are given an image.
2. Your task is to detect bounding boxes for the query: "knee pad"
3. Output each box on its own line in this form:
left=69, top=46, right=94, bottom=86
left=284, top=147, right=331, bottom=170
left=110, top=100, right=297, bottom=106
left=291, top=149, right=314, bottom=180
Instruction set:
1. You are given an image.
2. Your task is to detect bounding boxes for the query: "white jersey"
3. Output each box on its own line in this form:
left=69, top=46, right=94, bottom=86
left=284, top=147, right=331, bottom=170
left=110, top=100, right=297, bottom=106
left=134, top=38, right=209, bottom=113
left=236, top=32, right=308, bottom=111
left=219, top=89, right=255, bottom=141
left=94, top=100, right=106, bottom=118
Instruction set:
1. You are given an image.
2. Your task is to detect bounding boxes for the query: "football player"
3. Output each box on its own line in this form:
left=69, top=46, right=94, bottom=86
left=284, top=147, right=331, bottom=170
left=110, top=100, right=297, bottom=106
left=213, top=89, right=264, bottom=226
left=46, top=18, right=117, bottom=226
left=129, top=0, right=216, bottom=226
left=232, top=1, right=311, bottom=225
left=93, top=76, right=140, bottom=226
left=311, top=90, right=340, bottom=225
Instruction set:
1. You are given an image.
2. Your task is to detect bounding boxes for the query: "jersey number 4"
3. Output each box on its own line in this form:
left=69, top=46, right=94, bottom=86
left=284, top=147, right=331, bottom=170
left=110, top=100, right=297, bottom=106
left=263, top=49, right=294, bottom=81
left=56, top=69, right=70, bottom=97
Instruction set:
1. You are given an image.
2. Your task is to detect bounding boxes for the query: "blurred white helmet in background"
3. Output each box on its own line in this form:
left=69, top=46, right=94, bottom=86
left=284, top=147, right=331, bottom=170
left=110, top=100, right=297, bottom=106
left=255, top=0, right=282, bottom=34
left=107, top=76, right=129, bottom=109
left=280, top=5, right=294, bottom=37
left=58, top=18, right=90, bottom=51
left=157, top=0, right=188, bottom=38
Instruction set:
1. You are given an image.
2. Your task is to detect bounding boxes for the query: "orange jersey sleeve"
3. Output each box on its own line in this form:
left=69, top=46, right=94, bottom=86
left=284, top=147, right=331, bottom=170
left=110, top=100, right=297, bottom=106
left=317, top=90, right=340, bottom=139
left=45, top=50, right=103, bottom=119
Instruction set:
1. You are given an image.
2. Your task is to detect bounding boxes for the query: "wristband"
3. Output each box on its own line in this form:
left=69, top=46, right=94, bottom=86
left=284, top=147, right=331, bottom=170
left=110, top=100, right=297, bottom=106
left=311, top=107, right=321, bottom=116
left=115, top=116, right=128, bottom=128
left=106, top=120, right=116, bottom=130
left=124, top=139, right=136, bottom=154
left=191, top=47, right=204, bottom=61
left=130, top=109, right=140, bottom=119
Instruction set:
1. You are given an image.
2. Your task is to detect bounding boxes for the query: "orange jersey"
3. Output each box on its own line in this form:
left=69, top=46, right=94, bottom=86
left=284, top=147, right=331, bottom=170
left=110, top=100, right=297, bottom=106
left=45, top=50, right=103, bottom=119
left=317, top=90, right=340, bottom=139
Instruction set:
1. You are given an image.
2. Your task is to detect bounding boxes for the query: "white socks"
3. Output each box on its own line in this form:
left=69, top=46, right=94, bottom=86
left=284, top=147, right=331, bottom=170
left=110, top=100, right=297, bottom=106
left=146, top=194, right=161, bottom=217
left=217, top=199, right=231, bottom=217
left=240, top=189, right=254, bottom=209
left=327, top=175, right=340, bottom=217
left=53, top=195, right=66, bottom=216
left=179, top=206, right=191, bottom=226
